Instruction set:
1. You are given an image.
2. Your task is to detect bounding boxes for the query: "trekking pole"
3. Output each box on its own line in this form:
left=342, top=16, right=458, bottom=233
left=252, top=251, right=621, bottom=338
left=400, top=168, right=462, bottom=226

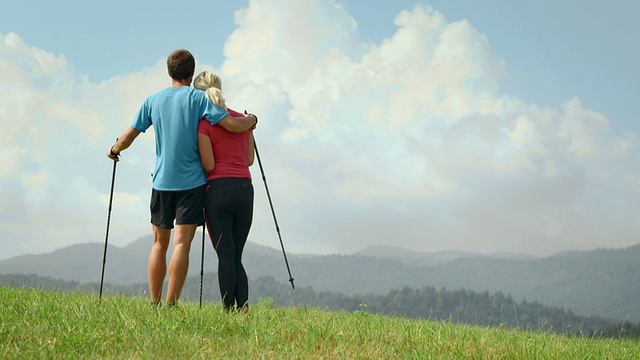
left=199, top=222, right=205, bottom=309
left=253, top=137, right=295, bottom=289
left=100, top=140, right=119, bottom=299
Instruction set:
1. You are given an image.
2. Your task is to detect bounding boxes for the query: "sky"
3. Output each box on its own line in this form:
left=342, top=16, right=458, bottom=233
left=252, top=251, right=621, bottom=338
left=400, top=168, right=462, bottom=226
left=1, top=0, right=639, bottom=260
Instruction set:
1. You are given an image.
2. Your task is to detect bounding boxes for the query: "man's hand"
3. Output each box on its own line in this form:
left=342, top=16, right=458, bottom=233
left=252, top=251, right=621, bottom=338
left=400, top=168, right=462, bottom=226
left=107, top=144, right=120, bottom=162
left=106, top=127, right=141, bottom=162
left=244, top=110, right=258, bottom=130
left=248, top=114, right=258, bottom=130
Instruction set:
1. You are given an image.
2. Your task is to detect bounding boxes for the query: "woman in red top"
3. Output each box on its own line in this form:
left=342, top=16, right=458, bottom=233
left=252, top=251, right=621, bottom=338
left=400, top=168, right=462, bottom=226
left=194, top=71, right=256, bottom=313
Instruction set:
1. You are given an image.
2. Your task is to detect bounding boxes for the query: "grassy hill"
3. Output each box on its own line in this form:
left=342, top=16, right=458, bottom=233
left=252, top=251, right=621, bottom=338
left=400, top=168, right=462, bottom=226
left=3, top=272, right=636, bottom=339
left=1, top=286, right=638, bottom=359
left=2, top=237, right=639, bottom=322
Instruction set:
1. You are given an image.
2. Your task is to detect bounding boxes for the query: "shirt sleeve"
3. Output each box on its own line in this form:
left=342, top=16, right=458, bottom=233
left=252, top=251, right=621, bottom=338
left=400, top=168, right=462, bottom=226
left=131, top=99, right=152, bottom=132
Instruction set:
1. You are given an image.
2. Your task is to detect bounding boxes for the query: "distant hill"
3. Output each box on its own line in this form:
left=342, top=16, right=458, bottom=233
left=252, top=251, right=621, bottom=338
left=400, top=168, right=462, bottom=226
left=0, top=235, right=283, bottom=286
left=355, top=245, right=537, bottom=267
left=1, top=236, right=639, bottom=322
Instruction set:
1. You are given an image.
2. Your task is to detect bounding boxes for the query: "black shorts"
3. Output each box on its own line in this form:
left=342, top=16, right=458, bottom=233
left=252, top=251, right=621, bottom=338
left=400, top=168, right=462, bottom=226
left=150, top=185, right=206, bottom=229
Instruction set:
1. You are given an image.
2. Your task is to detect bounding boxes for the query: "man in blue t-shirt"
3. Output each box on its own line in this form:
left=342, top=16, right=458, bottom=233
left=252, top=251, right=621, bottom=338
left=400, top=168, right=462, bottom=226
left=106, top=49, right=258, bottom=306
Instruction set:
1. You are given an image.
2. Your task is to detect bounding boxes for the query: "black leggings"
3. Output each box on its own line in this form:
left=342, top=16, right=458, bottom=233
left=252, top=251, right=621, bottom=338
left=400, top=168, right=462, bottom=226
left=204, top=178, right=254, bottom=310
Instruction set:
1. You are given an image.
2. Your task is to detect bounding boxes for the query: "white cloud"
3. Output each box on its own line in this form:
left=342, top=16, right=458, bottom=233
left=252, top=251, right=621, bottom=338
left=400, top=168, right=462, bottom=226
left=1, top=1, right=639, bottom=260
left=0, top=32, right=157, bottom=258
left=217, top=1, right=640, bottom=255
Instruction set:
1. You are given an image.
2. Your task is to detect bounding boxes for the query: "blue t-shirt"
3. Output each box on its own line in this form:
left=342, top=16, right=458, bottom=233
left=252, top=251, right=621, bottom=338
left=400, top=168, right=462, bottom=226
left=131, top=86, right=229, bottom=191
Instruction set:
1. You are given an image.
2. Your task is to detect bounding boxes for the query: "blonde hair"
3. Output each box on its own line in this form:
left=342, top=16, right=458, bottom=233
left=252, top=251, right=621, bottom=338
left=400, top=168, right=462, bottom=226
left=204, top=88, right=226, bottom=110
left=193, top=71, right=226, bottom=109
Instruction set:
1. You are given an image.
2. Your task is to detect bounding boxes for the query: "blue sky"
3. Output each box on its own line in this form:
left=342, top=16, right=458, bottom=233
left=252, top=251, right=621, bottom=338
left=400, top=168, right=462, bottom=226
left=1, top=0, right=639, bottom=260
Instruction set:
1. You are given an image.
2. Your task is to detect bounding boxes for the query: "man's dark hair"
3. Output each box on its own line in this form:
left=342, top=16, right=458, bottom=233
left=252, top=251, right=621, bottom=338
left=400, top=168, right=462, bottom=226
left=167, top=49, right=195, bottom=81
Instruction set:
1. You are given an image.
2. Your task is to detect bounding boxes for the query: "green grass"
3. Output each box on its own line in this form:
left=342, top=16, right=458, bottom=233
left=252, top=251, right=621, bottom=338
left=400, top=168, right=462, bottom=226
left=1, top=286, right=638, bottom=359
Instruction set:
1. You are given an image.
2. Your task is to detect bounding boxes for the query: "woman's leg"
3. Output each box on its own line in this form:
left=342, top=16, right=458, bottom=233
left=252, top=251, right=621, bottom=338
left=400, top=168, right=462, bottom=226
left=204, top=181, right=237, bottom=310
left=232, top=180, right=254, bottom=309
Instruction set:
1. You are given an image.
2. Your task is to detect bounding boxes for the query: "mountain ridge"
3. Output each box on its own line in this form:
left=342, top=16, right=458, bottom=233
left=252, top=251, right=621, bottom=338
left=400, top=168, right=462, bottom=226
left=1, top=236, right=638, bottom=322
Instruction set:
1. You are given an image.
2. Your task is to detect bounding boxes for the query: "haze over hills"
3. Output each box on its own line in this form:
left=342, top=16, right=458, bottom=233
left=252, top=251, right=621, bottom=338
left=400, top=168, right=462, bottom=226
left=1, top=236, right=638, bottom=322
left=0, top=235, right=283, bottom=286
left=355, top=245, right=539, bottom=267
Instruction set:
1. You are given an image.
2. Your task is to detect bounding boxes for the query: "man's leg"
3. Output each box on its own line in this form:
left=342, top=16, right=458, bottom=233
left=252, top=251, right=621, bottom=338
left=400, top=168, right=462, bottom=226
left=148, top=225, right=171, bottom=304
left=165, top=223, right=198, bottom=305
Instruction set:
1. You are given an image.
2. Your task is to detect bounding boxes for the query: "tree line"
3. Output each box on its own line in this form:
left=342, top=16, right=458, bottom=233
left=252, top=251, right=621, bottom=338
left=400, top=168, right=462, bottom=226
left=2, top=273, right=639, bottom=339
